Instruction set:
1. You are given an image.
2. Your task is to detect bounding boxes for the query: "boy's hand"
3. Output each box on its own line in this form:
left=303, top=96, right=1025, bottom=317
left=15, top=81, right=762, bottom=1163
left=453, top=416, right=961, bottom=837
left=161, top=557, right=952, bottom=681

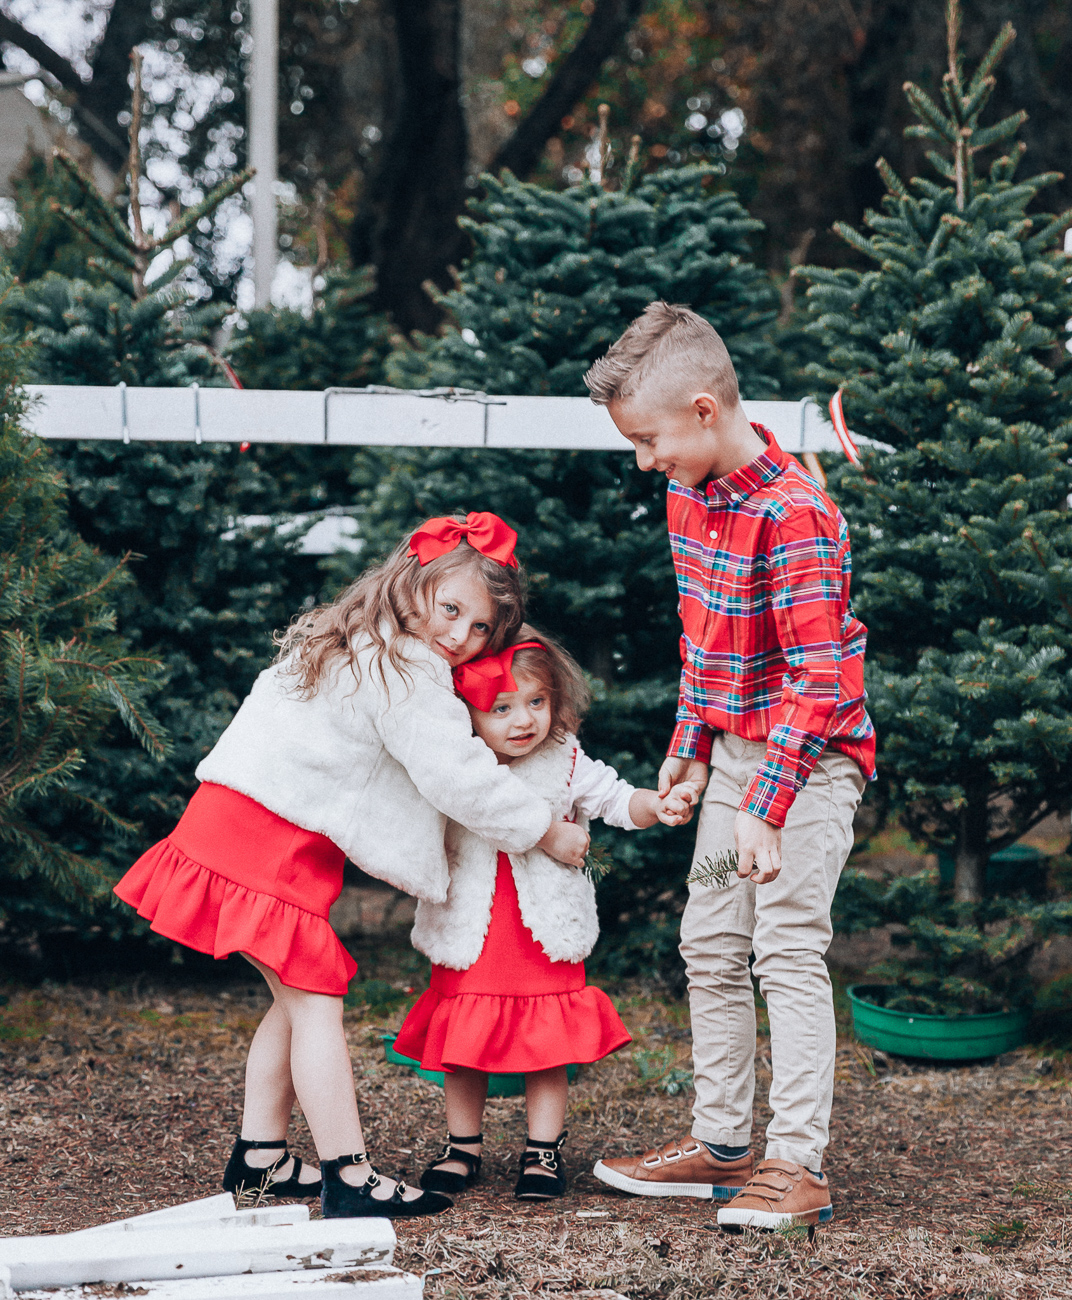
left=734, top=810, right=781, bottom=884
left=538, top=820, right=590, bottom=869
left=657, top=782, right=701, bottom=826
left=658, top=757, right=709, bottom=800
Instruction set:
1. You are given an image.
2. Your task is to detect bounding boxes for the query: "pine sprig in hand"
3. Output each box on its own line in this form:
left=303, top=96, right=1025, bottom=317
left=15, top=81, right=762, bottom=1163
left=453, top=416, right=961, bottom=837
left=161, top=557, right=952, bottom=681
left=584, top=843, right=615, bottom=883
left=687, top=850, right=739, bottom=889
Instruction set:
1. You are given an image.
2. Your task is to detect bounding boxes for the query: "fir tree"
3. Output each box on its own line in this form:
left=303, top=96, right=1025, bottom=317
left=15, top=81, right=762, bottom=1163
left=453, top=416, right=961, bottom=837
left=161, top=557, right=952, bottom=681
left=337, top=163, right=781, bottom=979
left=0, top=289, right=165, bottom=924
left=0, top=65, right=315, bottom=919
left=227, top=268, right=391, bottom=392
left=388, top=165, right=779, bottom=395
left=804, top=3, right=1072, bottom=911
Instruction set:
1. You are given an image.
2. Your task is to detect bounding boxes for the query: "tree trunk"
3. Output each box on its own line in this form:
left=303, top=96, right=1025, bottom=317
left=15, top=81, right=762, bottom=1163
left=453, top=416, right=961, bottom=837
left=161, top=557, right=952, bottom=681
left=349, top=0, right=469, bottom=334
left=491, top=0, right=647, bottom=180
left=953, top=794, right=989, bottom=904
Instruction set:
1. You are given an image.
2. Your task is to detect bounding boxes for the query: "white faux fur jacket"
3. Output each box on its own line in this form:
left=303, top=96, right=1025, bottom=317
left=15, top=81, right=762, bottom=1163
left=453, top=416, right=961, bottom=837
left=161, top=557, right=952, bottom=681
left=195, top=636, right=552, bottom=903
left=410, top=734, right=638, bottom=967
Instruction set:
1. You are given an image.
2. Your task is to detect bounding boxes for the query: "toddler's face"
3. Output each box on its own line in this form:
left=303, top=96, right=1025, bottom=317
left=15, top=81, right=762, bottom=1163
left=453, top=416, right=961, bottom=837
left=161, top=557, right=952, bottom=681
left=469, top=671, right=552, bottom=760
left=417, top=570, right=496, bottom=666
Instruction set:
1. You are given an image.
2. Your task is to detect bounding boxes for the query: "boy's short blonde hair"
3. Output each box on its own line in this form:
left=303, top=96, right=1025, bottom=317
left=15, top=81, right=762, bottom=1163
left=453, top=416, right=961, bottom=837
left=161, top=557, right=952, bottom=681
left=583, top=301, right=740, bottom=410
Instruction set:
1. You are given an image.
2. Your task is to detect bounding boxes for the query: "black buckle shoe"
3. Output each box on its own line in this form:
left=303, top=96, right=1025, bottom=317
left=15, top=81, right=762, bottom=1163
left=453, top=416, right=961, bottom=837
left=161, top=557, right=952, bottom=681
left=222, top=1136, right=322, bottom=1199
left=514, top=1130, right=568, bottom=1200
left=420, top=1131, right=483, bottom=1195
left=322, top=1152, right=453, bottom=1219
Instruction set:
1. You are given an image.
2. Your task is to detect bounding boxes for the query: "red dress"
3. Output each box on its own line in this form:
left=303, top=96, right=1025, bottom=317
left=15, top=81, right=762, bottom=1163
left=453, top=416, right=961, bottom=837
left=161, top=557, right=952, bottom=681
left=394, top=852, right=630, bottom=1073
left=114, top=782, right=357, bottom=996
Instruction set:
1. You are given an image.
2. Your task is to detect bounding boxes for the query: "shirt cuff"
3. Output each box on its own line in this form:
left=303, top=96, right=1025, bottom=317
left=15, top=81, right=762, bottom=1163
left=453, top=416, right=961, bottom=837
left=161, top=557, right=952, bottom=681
left=668, top=720, right=714, bottom=765
left=740, top=771, right=796, bottom=828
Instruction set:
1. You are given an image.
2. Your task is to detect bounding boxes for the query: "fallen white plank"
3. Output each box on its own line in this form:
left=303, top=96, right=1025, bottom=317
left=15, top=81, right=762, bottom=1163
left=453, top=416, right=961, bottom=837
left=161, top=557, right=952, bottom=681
left=15, top=1266, right=421, bottom=1300
left=78, top=1194, right=235, bottom=1232
left=82, top=1201, right=309, bottom=1234
left=0, top=1220, right=395, bottom=1291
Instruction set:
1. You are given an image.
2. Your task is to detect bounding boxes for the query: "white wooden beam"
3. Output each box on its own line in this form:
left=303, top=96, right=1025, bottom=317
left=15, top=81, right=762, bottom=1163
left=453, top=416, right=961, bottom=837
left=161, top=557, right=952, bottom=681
left=249, top=0, right=279, bottom=308
left=81, top=1199, right=309, bottom=1234
left=14, top=1270, right=421, bottom=1300
left=23, top=386, right=856, bottom=454
left=0, top=1220, right=395, bottom=1291
left=15, top=1267, right=421, bottom=1300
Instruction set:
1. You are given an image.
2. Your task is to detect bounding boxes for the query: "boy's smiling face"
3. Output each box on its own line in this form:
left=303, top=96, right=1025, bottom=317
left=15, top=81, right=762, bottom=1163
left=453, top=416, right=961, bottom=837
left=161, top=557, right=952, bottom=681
left=608, top=390, right=724, bottom=489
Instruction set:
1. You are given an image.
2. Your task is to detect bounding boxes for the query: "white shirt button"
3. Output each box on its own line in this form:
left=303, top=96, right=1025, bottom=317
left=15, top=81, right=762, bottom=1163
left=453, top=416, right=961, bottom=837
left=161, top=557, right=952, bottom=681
left=709, top=529, right=718, bottom=540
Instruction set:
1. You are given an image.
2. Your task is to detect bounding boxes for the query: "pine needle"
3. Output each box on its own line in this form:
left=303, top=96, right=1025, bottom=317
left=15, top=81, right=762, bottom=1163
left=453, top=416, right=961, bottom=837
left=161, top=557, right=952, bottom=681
left=584, top=842, right=615, bottom=883
left=687, top=849, right=739, bottom=888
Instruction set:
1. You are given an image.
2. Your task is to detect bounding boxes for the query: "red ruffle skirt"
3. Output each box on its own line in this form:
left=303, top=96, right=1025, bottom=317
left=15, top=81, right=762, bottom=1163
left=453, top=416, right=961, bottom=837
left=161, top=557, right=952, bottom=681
left=114, top=782, right=357, bottom=996
left=394, top=852, right=630, bottom=1074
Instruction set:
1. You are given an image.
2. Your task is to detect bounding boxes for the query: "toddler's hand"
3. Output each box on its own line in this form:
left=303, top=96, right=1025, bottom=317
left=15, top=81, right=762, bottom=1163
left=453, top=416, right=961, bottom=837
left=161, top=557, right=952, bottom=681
left=656, top=782, right=701, bottom=826
left=538, top=820, right=590, bottom=869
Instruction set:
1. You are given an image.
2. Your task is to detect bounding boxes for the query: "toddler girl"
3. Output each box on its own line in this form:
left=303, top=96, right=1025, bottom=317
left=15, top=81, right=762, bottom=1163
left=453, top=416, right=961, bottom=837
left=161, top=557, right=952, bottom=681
left=113, top=514, right=588, bottom=1219
left=393, top=627, right=696, bottom=1200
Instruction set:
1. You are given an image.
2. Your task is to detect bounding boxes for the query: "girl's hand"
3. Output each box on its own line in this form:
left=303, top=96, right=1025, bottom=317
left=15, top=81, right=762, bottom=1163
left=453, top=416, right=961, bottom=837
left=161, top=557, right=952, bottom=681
left=657, top=782, right=701, bottom=826
left=538, top=820, right=590, bottom=868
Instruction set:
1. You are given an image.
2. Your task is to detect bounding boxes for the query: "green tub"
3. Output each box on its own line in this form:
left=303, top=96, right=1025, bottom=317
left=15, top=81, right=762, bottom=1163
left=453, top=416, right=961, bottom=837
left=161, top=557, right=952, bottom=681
left=382, top=1033, right=579, bottom=1097
left=848, top=985, right=1030, bottom=1061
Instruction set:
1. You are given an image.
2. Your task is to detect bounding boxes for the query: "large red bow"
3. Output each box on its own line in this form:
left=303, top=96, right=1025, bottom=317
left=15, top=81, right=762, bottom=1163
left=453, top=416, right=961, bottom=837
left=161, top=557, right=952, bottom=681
left=408, top=512, right=519, bottom=569
left=453, top=641, right=546, bottom=712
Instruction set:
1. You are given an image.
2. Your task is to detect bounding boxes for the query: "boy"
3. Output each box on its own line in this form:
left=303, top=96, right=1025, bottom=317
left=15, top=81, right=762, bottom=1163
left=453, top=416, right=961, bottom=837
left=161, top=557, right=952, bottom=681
left=585, top=302, right=874, bottom=1229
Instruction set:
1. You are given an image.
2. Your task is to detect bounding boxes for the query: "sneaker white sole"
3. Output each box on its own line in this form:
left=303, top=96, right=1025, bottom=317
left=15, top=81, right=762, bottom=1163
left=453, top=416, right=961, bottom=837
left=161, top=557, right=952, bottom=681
left=591, top=1161, right=740, bottom=1200
left=717, top=1204, right=833, bottom=1230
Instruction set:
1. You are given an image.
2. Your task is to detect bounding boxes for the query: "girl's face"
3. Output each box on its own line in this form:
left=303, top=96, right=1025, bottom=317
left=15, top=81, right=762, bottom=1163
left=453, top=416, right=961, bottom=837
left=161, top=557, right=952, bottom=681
left=417, top=569, right=497, bottom=666
left=469, top=671, right=552, bottom=761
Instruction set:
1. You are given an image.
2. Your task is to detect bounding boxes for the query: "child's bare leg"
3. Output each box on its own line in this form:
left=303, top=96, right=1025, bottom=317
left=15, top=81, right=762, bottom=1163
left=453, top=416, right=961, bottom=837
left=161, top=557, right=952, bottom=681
left=243, top=955, right=421, bottom=1200
left=435, top=1067, right=488, bottom=1174
left=239, top=997, right=319, bottom=1184
left=524, top=1065, right=568, bottom=1176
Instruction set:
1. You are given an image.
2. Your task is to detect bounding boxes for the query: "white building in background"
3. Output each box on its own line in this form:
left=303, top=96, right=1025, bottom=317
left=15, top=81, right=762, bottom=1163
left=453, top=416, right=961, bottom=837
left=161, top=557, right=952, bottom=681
left=0, top=71, right=114, bottom=200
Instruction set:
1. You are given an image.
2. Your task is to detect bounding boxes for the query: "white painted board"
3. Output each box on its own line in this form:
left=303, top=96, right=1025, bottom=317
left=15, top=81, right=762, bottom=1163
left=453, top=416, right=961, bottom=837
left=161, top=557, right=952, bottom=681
left=82, top=1200, right=309, bottom=1234
left=125, top=387, right=198, bottom=442
left=0, top=1220, right=395, bottom=1290
left=484, top=396, right=620, bottom=449
left=198, top=389, right=326, bottom=444
left=24, top=385, right=123, bottom=441
left=326, top=392, right=484, bottom=447
left=14, top=1267, right=421, bottom=1300
left=78, top=1194, right=236, bottom=1232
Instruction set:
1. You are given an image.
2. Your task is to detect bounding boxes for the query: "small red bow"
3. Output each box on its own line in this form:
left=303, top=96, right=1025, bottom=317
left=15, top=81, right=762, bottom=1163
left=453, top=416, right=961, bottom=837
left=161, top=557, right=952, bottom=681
left=408, top=512, right=519, bottom=569
left=453, top=641, right=546, bottom=712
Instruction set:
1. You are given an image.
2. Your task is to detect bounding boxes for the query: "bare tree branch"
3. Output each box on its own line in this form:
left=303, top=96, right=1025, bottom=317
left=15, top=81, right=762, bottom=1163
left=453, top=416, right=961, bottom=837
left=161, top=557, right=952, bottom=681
left=0, top=12, right=84, bottom=93
left=491, top=0, right=647, bottom=180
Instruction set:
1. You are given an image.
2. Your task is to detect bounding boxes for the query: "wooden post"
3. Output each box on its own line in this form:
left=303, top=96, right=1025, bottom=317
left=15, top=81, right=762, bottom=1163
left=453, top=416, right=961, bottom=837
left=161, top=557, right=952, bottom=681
left=250, top=0, right=279, bottom=307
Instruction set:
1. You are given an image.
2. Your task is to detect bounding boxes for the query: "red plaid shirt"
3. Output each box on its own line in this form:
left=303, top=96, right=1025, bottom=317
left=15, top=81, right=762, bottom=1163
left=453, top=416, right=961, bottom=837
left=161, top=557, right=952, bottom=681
left=667, top=425, right=875, bottom=826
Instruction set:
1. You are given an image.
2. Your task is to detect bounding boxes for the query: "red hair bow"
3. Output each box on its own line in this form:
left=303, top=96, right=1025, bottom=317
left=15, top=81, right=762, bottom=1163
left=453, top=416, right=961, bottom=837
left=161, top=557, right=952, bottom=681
left=408, top=512, right=519, bottom=569
left=453, top=641, right=546, bottom=713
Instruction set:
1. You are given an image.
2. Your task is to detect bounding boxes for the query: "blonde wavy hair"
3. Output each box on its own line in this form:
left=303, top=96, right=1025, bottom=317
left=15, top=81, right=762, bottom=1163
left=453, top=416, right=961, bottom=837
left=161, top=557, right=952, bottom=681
left=275, top=523, right=526, bottom=695
left=510, top=624, right=592, bottom=743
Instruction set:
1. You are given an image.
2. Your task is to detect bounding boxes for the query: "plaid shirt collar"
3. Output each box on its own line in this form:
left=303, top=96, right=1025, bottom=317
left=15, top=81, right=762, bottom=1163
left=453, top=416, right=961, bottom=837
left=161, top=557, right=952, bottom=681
left=703, top=423, right=787, bottom=505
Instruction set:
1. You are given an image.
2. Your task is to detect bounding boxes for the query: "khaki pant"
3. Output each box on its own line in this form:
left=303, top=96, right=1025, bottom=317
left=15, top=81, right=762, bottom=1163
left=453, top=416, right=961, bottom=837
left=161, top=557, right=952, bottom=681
left=679, top=732, right=865, bottom=1172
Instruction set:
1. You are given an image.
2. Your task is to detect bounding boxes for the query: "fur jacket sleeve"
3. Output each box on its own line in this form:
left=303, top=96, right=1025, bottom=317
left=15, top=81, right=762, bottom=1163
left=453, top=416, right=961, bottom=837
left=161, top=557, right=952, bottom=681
left=194, top=637, right=552, bottom=903
left=411, top=734, right=620, bottom=968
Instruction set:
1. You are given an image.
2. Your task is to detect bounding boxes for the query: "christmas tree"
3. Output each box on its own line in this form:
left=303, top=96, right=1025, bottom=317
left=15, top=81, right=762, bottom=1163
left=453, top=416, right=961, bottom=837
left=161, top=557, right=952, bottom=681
left=388, top=164, right=779, bottom=395
left=338, top=161, right=782, bottom=978
left=227, top=267, right=391, bottom=392
left=0, top=291, right=165, bottom=928
left=0, top=66, right=315, bottom=928
left=805, top=2, right=1072, bottom=1011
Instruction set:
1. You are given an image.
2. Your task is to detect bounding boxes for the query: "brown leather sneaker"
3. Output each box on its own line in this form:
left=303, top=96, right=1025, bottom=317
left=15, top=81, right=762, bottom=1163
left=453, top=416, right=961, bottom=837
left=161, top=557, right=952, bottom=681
left=592, top=1138, right=753, bottom=1200
left=716, top=1159, right=832, bottom=1230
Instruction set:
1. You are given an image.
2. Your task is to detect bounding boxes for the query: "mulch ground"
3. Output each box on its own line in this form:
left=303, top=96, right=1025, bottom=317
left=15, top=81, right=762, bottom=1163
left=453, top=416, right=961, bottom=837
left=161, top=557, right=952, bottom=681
left=0, top=978, right=1069, bottom=1299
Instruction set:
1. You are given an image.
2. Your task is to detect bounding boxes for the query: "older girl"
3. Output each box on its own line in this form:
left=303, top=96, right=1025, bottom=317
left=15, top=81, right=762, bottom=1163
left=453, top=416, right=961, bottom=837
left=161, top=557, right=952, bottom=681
left=114, top=515, right=588, bottom=1219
